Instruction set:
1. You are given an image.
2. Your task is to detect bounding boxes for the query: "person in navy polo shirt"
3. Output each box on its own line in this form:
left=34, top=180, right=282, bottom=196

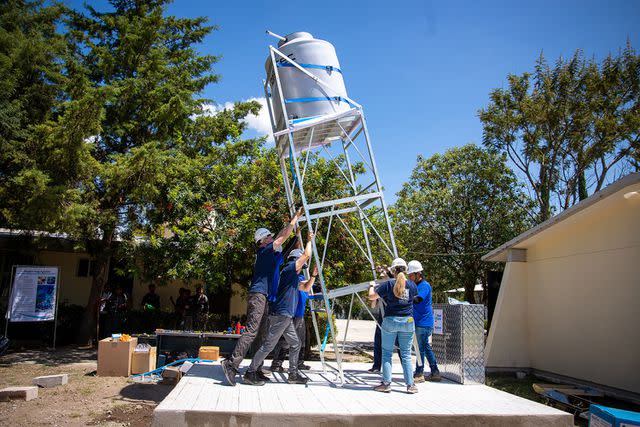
left=269, top=265, right=318, bottom=373
left=244, top=231, right=315, bottom=386
left=407, top=260, right=441, bottom=382
left=221, top=207, right=303, bottom=386
left=368, top=258, right=420, bottom=394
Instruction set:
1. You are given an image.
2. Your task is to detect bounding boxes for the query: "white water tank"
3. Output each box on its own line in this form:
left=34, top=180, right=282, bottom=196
left=266, top=32, right=350, bottom=131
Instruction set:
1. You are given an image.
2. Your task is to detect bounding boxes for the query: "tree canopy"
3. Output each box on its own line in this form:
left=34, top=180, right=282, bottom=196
left=394, top=144, right=533, bottom=303
left=479, top=44, right=640, bottom=223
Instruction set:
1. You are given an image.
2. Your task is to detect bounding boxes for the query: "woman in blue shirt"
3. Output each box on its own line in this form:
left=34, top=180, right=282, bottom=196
left=368, top=258, right=419, bottom=394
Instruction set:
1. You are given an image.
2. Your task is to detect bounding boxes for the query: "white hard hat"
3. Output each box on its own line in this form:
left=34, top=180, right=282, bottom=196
left=288, top=249, right=304, bottom=259
left=390, top=257, right=407, bottom=271
left=407, top=260, right=423, bottom=274
left=254, top=227, right=273, bottom=243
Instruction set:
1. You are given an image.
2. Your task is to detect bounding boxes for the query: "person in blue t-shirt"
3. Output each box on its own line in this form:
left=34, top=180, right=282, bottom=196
left=221, top=207, right=303, bottom=387
left=244, top=231, right=315, bottom=386
left=368, top=258, right=420, bottom=394
left=269, top=265, right=317, bottom=373
left=407, top=260, right=441, bottom=382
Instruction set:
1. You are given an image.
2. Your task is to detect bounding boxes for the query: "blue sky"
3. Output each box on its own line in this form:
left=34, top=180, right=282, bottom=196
left=68, top=0, right=640, bottom=201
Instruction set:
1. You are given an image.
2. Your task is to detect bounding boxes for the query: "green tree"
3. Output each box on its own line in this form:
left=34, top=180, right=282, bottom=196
left=0, top=0, right=100, bottom=231
left=62, top=0, right=261, bottom=342
left=395, top=145, right=533, bottom=303
left=479, top=45, right=640, bottom=223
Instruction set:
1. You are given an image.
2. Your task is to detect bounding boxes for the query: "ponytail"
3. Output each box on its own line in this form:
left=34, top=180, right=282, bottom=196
left=393, top=272, right=407, bottom=298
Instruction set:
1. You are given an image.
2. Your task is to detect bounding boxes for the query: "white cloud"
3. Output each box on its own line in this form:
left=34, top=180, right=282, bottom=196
left=202, top=97, right=274, bottom=143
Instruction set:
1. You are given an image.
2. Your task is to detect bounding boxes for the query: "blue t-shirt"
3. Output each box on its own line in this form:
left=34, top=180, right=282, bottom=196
left=375, top=279, right=418, bottom=317
left=413, top=279, right=434, bottom=327
left=294, top=273, right=309, bottom=318
left=267, top=252, right=285, bottom=302
left=249, top=242, right=282, bottom=295
left=271, top=260, right=300, bottom=317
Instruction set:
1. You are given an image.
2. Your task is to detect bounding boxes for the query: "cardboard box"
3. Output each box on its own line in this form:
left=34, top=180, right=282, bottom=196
left=97, top=337, right=138, bottom=377
left=131, top=347, right=157, bottom=375
left=590, top=405, right=640, bottom=427
left=198, top=346, right=219, bottom=361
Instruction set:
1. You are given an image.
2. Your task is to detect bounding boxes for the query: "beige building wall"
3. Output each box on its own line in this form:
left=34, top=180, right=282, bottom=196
left=38, top=251, right=93, bottom=306
left=229, top=283, right=247, bottom=319
left=486, top=184, right=640, bottom=394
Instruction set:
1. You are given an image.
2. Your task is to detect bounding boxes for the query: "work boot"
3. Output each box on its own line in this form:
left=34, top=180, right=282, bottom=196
left=407, top=384, right=419, bottom=394
left=287, top=372, right=309, bottom=385
left=373, top=382, right=391, bottom=393
left=425, top=371, right=442, bottom=382
left=297, top=363, right=311, bottom=371
left=270, top=363, right=285, bottom=373
left=413, top=372, right=425, bottom=383
left=221, top=359, right=238, bottom=387
left=256, top=370, right=271, bottom=382
left=243, top=371, right=265, bottom=386
left=368, top=367, right=381, bottom=373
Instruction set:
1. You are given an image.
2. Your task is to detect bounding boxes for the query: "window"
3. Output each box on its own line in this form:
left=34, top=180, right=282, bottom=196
left=77, top=259, right=95, bottom=277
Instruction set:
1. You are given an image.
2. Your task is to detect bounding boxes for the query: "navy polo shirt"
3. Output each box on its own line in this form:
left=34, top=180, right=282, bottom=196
left=375, top=279, right=418, bottom=317
left=271, top=260, right=300, bottom=317
left=249, top=242, right=282, bottom=295
left=294, top=273, right=309, bottom=318
left=413, top=279, right=434, bottom=327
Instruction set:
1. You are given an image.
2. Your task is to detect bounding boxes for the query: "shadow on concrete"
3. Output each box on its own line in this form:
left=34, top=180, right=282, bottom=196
left=0, top=345, right=96, bottom=366
left=118, top=382, right=174, bottom=403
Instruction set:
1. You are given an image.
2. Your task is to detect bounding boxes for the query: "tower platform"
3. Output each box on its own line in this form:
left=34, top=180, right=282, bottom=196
left=152, top=361, right=572, bottom=427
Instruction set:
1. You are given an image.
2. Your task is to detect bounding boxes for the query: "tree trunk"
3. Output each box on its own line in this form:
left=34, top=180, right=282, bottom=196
left=464, top=279, right=476, bottom=304
left=76, top=229, right=114, bottom=345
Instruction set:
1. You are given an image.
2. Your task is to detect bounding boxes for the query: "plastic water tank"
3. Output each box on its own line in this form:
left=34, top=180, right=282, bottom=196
left=266, top=32, right=350, bottom=131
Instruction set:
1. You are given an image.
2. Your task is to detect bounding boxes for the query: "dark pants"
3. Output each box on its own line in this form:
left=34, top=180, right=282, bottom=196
left=271, top=316, right=306, bottom=368
left=248, top=314, right=301, bottom=375
left=229, top=292, right=269, bottom=369
left=372, top=314, right=401, bottom=370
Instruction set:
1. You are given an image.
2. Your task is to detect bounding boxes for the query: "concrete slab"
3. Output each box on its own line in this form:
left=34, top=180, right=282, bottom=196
left=32, top=374, right=68, bottom=388
left=0, top=386, right=38, bottom=401
left=153, top=361, right=573, bottom=427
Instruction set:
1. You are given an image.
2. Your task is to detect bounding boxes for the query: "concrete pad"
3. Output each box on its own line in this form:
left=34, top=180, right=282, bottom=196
left=153, top=361, right=573, bottom=427
left=0, top=386, right=38, bottom=401
left=32, top=374, right=68, bottom=388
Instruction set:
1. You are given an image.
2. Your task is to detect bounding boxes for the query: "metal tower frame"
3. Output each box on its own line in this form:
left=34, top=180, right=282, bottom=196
left=263, top=42, right=399, bottom=384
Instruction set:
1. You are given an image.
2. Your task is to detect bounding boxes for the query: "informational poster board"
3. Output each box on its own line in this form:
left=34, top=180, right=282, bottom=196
left=433, top=308, right=444, bottom=335
left=7, top=266, right=59, bottom=322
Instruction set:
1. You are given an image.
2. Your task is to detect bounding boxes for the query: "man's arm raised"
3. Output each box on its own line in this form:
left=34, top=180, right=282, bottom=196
left=273, top=207, right=303, bottom=249
left=295, top=231, right=314, bottom=273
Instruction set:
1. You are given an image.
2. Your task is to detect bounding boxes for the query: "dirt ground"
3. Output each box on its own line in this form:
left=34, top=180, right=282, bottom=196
left=0, top=346, right=171, bottom=427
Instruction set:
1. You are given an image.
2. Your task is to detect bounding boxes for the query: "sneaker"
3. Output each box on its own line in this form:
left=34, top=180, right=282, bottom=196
left=413, top=372, right=425, bottom=383
left=256, top=370, right=271, bottom=382
left=221, top=359, right=238, bottom=387
left=287, top=372, right=309, bottom=385
left=407, top=384, right=419, bottom=394
left=270, top=364, right=285, bottom=373
left=297, top=363, right=311, bottom=371
left=243, top=371, right=265, bottom=386
left=368, top=367, right=381, bottom=373
left=373, top=382, right=391, bottom=393
left=425, top=371, right=442, bottom=382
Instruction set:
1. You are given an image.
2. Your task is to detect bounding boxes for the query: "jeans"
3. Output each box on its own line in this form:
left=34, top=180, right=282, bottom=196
left=271, top=316, right=306, bottom=368
left=229, top=292, right=269, bottom=369
left=414, top=326, right=439, bottom=375
left=381, top=316, right=415, bottom=386
left=248, top=314, right=301, bottom=375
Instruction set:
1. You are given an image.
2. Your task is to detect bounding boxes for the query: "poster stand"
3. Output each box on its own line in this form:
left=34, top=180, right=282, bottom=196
left=4, top=265, right=61, bottom=350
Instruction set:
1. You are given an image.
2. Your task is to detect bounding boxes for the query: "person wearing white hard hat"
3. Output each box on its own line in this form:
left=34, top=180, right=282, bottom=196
left=221, top=207, right=303, bottom=386
left=368, top=257, right=420, bottom=394
left=244, top=231, right=315, bottom=386
left=407, top=260, right=440, bottom=383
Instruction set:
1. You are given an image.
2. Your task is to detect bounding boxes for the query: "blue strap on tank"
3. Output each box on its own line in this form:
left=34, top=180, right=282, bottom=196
left=285, top=96, right=356, bottom=108
left=277, top=62, right=342, bottom=74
